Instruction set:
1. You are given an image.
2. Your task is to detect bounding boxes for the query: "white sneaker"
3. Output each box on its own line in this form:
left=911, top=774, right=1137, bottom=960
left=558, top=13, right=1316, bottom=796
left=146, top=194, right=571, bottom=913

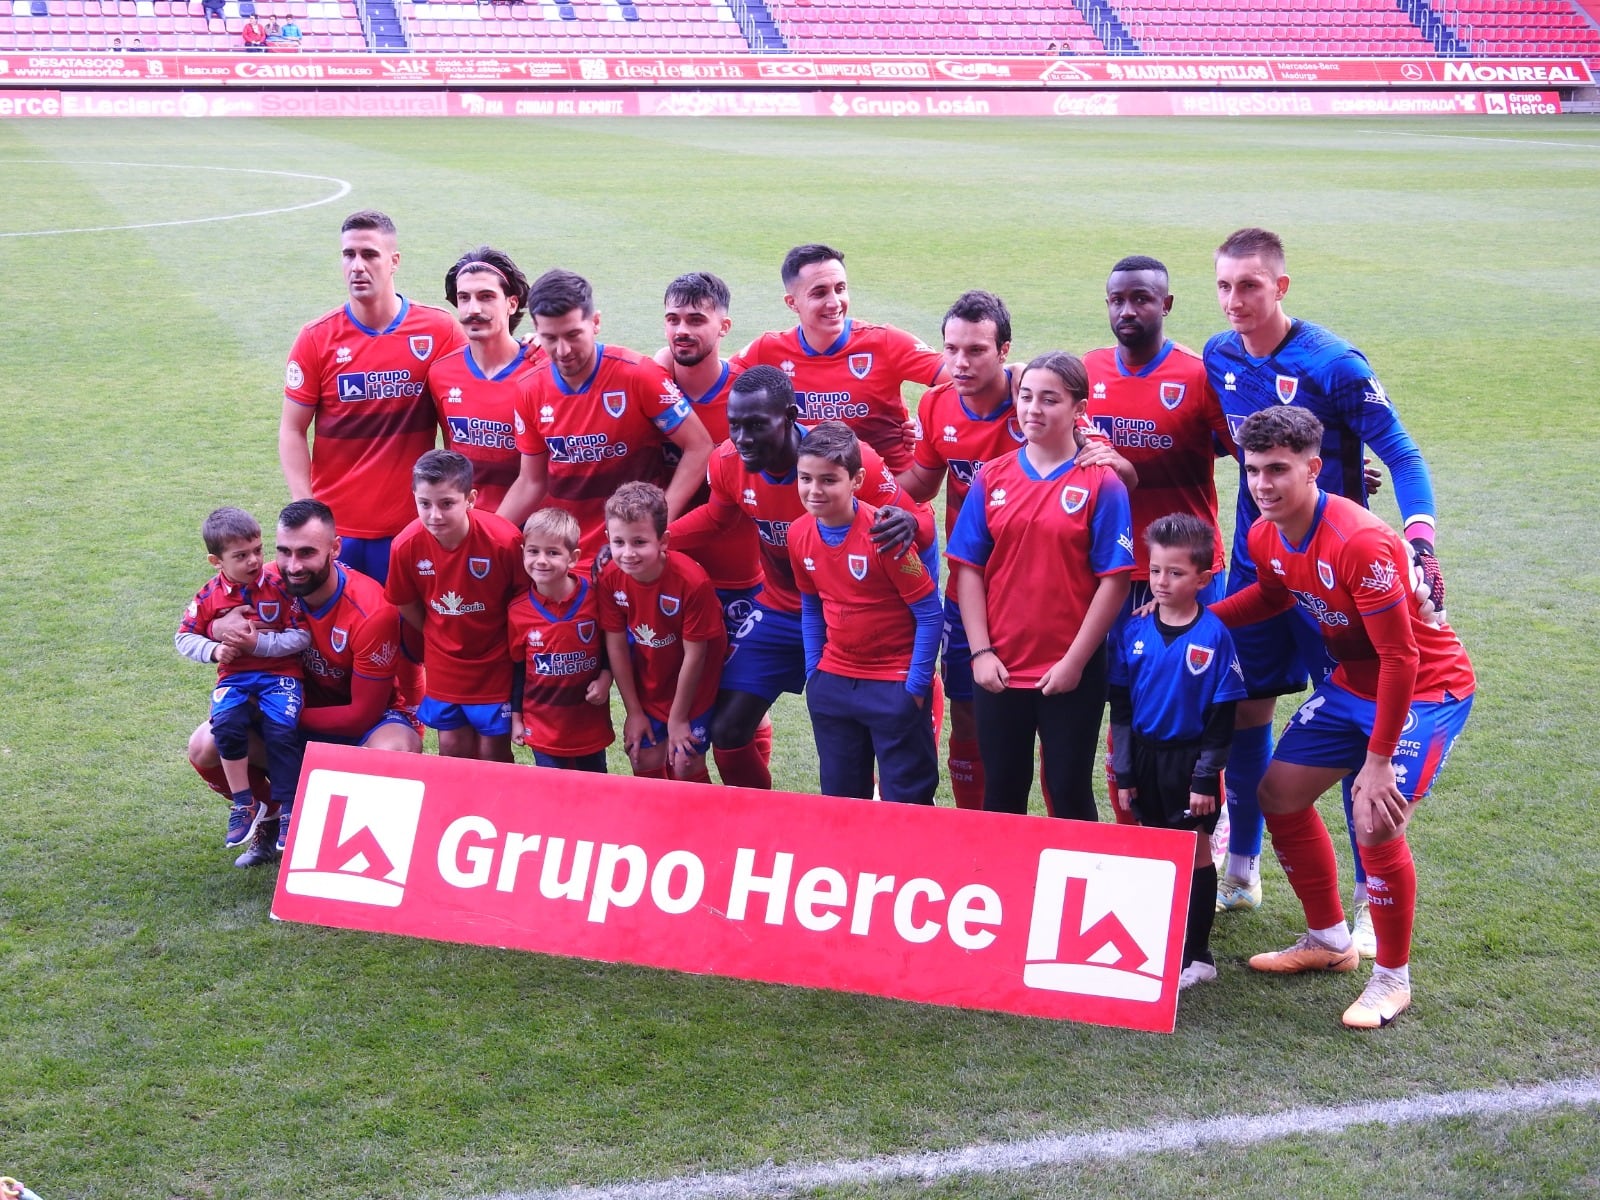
left=1179, top=959, right=1218, bottom=990
left=1350, top=900, right=1377, bottom=959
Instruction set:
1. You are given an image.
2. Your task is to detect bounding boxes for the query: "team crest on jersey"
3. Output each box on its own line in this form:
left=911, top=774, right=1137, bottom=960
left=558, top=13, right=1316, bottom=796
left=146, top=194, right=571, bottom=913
left=848, top=353, right=872, bottom=380
left=330, top=626, right=348, bottom=654
left=1316, top=559, right=1336, bottom=590
left=577, top=619, right=596, bottom=644
left=468, top=557, right=491, bottom=580
left=1060, top=485, right=1089, bottom=514
left=410, top=335, right=434, bottom=361
left=1185, top=644, right=1216, bottom=676
left=1160, top=381, right=1186, bottom=410
left=602, top=390, right=627, bottom=419
left=847, top=554, right=869, bottom=581
left=256, top=601, right=281, bottom=623
left=659, top=594, right=681, bottom=617
left=1275, top=374, right=1300, bottom=404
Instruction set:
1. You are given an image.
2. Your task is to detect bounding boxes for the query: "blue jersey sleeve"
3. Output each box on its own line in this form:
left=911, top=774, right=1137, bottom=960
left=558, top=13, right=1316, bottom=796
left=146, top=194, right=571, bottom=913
left=1088, top=472, right=1136, bottom=576
left=945, top=470, right=994, bottom=568
left=1208, top=618, right=1250, bottom=705
left=1361, top=401, right=1436, bottom=535
left=800, top=592, right=825, bottom=678
left=905, top=591, right=943, bottom=697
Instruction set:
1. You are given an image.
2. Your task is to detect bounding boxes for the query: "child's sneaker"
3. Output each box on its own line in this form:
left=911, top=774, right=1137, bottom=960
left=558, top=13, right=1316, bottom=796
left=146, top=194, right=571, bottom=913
left=225, top=799, right=258, bottom=848
left=1179, top=959, right=1218, bottom=990
left=275, top=806, right=293, bottom=856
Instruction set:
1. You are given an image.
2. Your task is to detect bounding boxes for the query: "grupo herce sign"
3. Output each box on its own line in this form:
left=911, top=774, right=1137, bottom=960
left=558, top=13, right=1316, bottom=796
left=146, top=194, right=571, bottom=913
left=273, top=743, right=1198, bottom=1031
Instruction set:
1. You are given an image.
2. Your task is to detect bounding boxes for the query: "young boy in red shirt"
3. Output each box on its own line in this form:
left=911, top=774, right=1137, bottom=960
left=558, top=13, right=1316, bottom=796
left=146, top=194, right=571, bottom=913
left=598, top=482, right=725, bottom=783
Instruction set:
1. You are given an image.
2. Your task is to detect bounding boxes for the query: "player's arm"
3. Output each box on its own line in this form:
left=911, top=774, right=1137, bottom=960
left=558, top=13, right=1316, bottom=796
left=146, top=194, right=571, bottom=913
left=1188, top=698, right=1238, bottom=816
left=1072, top=432, right=1138, bottom=490
left=605, top=629, right=650, bottom=758
left=499, top=452, right=549, bottom=529
left=667, top=637, right=710, bottom=763
left=1351, top=596, right=1422, bottom=835
left=300, top=670, right=391, bottom=739
left=1352, top=375, right=1445, bottom=618
left=250, top=627, right=312, bottom=658
left=1107, top=676, right=1136, bottom=817
left=895, top=459, right=946, bottom=505
left=667, top=466, right=743, bottom=549
left=509, top=660, right=528, bottom=747
left=946, top=475, right=1005, bottom=692
left=278, top=398, right=316, bottom=500
left=660, top=410, right=714, bottom=523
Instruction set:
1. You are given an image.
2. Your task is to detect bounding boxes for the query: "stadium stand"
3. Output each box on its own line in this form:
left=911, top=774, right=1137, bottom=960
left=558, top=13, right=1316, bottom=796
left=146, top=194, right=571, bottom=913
left=1110, top=0, right=1436, bottom=56
left=0, top=0, right=366, bottom=50
left=768, top=0, right=1103, bottom=55
left=403, top=0, right=747, bottom=55
left=1438, top=0, right=1600, bottom=61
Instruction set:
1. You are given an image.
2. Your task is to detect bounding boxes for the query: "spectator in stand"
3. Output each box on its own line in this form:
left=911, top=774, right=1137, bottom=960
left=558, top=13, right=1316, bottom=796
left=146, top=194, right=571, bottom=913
left=279, top=17, right=301, bottom=43
left=242, top=15, right=268, bottom=48
left=264, top=18, right=282, bottom=43
left=201, top=0, right=226, bottom=31
left=109, top=35, right=124, bottom=49
left=130, top=34, right=149, bottom=49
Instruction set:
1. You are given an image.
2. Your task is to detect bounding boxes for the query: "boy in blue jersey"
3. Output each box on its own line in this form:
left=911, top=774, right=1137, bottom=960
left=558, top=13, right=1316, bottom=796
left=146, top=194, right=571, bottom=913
left=1109, top=513, right=1246, bottom=989
left=1205, top=228, right=1447, bottom=946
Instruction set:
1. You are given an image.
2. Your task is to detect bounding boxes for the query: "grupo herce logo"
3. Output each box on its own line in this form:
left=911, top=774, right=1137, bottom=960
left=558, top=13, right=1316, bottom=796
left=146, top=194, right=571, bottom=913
left=284, top=769, right=425, bottom=907
left=1023, top=849, right=1175, bottom=1002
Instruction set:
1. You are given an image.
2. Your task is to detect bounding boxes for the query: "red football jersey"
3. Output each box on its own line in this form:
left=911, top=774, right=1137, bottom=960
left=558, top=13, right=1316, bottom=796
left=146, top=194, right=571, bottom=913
left=946, top=450, right=1135, bottom=687
left=1218, top=493, right=1475, bottom=754
left=299, top=563, right=410, bottom=724
left=384, top=508, right=523, bottom=704
left=1083, top=341, right=1234, bottom=577
left=512, top=344, right=694, bottom=565
left=678, top=436, right=928, bottom=616
left=596, top=554, right=725, bottom=723
left=911, top=378, right=1026, bottom=598
left=430, top=342, right=548, bottom=514
left=506, top=575, right=614, bottom=757
left=180, top=567, right=303, bottom=680
left=285, top=298, right=465, bottom=540
left=733, top=320, right=942, bottom=473
left=671, top=361, right=760, bottom=591
left=790, top=503, right=936, bottom=682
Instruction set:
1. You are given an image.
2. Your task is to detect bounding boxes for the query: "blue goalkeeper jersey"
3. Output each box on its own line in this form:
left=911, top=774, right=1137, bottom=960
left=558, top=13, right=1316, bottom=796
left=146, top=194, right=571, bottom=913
left=1205, top=318, right=1435, bottom=574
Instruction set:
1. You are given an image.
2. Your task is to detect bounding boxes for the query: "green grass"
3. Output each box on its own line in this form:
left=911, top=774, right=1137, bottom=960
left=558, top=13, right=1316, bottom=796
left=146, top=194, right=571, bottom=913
left=1, top=115, right=1598, bottom=1199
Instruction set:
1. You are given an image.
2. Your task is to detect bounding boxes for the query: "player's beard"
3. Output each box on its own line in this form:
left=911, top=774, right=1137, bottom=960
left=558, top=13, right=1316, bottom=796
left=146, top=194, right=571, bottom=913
left=284, top=560, right=333, bottom=597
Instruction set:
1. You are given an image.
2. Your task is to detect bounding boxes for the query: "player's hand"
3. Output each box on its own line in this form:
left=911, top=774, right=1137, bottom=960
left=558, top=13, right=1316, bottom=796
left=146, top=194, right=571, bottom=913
left=215, top=642, right=242, bottom=665
left=212, top=605, right=258, bottom=647
left=1037, top=655, right=1083, bottom=696
left=901, top=418, right=919, bottom=452
left=909, top=686, right=927, bottom=711
left=972, top=652, right=1008, bottom=693
left=666, top=720, right=697, bottom=769
left=585, top=670, right=613, bottom=706
left=1363, top=456, right=1384, bottom=497
left=510, top=714, right=527, bottom=747
left=1352, top=753, right=1408, bottom=838
left=1409, top=539, right=1446, bottom=626
left=1072, top=437, right=1128, bottom=476
left=1129, top=595, right=1158, bottom=620
left=1187, top=790, right=1216, bottom=817
left=868, top=505, right=918, bottom=556
left=1113, top=787, right=1137, bottom=818
left=622, top=711, right=653, bottom=758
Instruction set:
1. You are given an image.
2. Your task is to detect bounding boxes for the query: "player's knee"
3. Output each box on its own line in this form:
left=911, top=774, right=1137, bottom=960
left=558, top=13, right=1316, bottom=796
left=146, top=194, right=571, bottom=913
left=187, top=720, right=219, bottom=768
left=366, top=724, right=422, bottom=754
left=711, top=694, right=764, bottom=750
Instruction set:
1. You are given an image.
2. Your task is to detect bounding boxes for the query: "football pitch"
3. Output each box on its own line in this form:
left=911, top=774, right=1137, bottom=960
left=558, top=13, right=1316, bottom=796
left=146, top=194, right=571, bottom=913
left=2, top=113, right=1599, bottom=1199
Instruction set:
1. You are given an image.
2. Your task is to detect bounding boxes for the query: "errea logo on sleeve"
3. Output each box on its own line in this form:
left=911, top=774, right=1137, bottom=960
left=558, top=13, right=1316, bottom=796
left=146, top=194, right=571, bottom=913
left=283, top=769, right=425, bottom=908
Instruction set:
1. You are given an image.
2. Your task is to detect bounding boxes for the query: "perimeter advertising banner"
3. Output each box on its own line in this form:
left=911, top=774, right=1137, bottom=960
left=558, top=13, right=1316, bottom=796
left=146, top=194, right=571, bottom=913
left=272, top=743, right=1198, bottom=1032
left=0, top=52, right=1589, bottom=90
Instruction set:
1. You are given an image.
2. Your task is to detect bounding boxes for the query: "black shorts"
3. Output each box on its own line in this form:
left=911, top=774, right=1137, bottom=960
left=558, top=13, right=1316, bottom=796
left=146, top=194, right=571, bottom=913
left=1127, top=736, right=1219, bottom=835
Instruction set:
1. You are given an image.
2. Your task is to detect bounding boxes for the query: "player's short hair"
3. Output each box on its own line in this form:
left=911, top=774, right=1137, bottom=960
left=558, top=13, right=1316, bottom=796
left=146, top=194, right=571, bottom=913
left=663, top=271, right=730, bottom=312
left=527, top=268, right=595, bottom=319
left=1239, top=406, right=1323, bottom=454
left=202, top=506, right=261, bottom=556
left=278, top=498, right=336, bottom=534
left=942, top=289, right=1012, bottom=347
left=797, top=421, right=862, bottom=475
left=523, top=507, right=581, bottom=552
left=1216, top=227, right=1286, bottom=274
left=1020, top=351, right=1088, bottom=401
left=730, top=364, right=796, bottom=411
left=781, top=243, right=845, bottom=288
left=341, top=209, right=396, bottom=237
left=1146, top=512, right=1215, bottom=572
left=413, top=448, right=475, bottom=494
left=604, top=481, right=668, bottom=537
left=1110, top=254, right=1169, bottom=284
left=446, top=246, right=531, bottom=333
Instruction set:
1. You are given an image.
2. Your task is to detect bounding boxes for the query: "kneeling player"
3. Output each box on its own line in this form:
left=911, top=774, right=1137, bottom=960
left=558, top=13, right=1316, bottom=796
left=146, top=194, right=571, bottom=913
left=1210, top=408, right=1473, bottom=1028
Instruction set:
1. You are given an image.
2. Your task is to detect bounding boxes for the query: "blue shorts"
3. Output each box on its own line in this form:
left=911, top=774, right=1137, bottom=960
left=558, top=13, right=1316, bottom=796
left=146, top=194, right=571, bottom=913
left=310, top=708, right=421, bottom=748
left=1225, top=558, right=1337, bottom=699
left=715, top=586, right=762, bottom=643
left=211, top=672, right=303, bottom=728
left=719, top=602, right=806, bottom=702
left=940, top=596, right=975, bottom=702
left=338, top=536, right=394, bottom=587
left=636, top=705, right=716, bottom=757
left=1274, top=682, right=1474, bottom=803
left=416, top=696, right=512, bottom=737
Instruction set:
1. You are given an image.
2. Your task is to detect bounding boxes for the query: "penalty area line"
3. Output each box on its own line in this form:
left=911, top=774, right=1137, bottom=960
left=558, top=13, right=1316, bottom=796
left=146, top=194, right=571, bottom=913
left=0, top=160, right=352, bottom=238
left=481, top=1075, right=1600, bottom=1200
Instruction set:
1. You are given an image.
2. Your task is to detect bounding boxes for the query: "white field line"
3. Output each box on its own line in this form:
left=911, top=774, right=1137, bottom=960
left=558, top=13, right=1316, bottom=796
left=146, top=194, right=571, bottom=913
left=481, top=1075, right=1600, bottom=1200
left=0, top=160, right=352, bottom=238
left=1360, top=129, right=1600, bottom=150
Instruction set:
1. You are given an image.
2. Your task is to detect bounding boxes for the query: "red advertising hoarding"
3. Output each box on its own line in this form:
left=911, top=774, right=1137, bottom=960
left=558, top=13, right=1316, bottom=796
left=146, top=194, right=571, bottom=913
left=272, top=743, right=1200, bottom=1032
left=0, top=52, right=1588, bottom=90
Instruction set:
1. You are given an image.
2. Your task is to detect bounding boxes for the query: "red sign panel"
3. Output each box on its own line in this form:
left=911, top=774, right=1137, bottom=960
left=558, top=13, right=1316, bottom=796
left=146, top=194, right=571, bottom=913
left=0, top=52, right=1589, bottom=90
left=272, top=743, right=1198, bottom=1032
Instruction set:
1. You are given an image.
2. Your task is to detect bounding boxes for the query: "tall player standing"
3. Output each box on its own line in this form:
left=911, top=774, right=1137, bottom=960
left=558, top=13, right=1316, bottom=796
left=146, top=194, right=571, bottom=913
left=732, top=244, right=944, bottom=473
left=896, top=290, right=1024, bottom=810
left=279, top=210, right=464, bottom=585
left=1206, top=227, right=1445, bottom=951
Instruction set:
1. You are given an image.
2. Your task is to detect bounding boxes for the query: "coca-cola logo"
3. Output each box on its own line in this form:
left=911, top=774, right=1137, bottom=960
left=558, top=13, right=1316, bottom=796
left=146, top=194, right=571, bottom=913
left=1052, top=92, right=1119, bottom=116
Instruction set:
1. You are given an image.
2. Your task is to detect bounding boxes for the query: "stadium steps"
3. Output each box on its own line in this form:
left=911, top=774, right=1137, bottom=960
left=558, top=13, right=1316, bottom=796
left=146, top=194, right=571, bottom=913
left=1076, top=0, right=1137, bottom=52
left=1397, top=0, right=1471, bottom=55
left=727, top=0, right=786, bottom=50
left=361, top=0, right=409, bottom=46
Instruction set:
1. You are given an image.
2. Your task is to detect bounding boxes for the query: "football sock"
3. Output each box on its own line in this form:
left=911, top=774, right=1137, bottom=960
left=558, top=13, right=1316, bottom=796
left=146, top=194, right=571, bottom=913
left=229, top=788, right=254, bottom=810
left=1185, top=864, right=1218, bottom=968
left=1312, top=921, right=1355, bottom=953
left=1105, top=728, right=1139, bottom=825
left=1342, top=775, right=1367, bottom=887
left=1352, top=880, right=1369, bottom=906
left=947, top=737, right=985, bottom=811
left=1263, top=804, right=1344, bottom=930
left=1226, top=853, right=1261, bottom=886
left=929, top=675, right=945, bottom=756
left=633, top=764, right=670, bottom=781
left=193, top=762, right=231, bottom=800
left=753, top=717, right=774, bottom=768
left=678, top=763, right=713, bottom=785
left=1373, top=962, right=1411, bottom=988
left=1359, top=835, right=1418, bottom=969
left=713, top=738, right=772, bottom=790
left=1224, top=722, right=1272, bottom=866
